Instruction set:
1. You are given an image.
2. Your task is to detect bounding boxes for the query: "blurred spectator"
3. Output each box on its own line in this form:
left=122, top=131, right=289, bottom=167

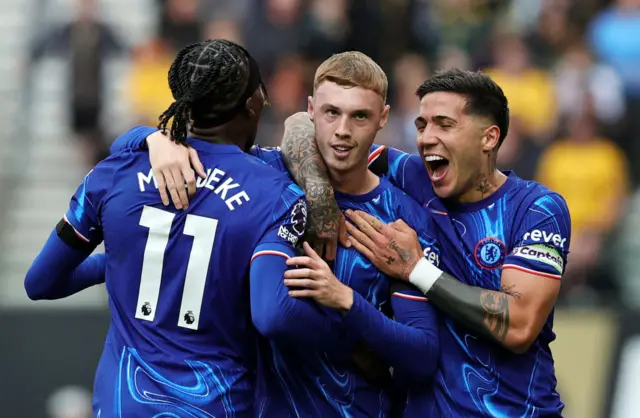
left=380, top=53, right=429, bottom=153
left=497, top=117, right=543, bottom=180
left=28, top=0, right=127, bottom=168
left=429, top=0, right=499, bottom=60
left=244, top=0, right=304, bottom=80
left=160, top=0, right=201, bottom=50
left=203, top=19, right=244, bottom=45
left=299, top=0, right=350, bottom=64
left=485, top=33, right=557, bottom=139
left=554, top=43, right=626, bottom=127
left=436, top=45, right=472, bottom=71
left=536, top=100, right=629, bottom=303
left=126, top=38, right=174, bottom=127
left=589, top=0, right=640, bottom=185
left=45, top=386, right=91, bottom=418
left=613, top=189, right=640, bottom=308
left=258, top=54, right=308, bottom=147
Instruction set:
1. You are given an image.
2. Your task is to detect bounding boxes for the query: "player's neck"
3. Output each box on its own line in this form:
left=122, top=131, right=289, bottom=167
left=189, top=126, right=246, bottom=149
left=458, top=169, right=507, bottom=203
left=329, top=165, right=380, bottom=196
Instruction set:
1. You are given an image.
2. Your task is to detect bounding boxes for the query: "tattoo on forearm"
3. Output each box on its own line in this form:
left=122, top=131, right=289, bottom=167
left=281, top=115, right=341, bottom=240
left=480, top=290, right=509, bottom=341
left=427, top=273, right=521, bottom=346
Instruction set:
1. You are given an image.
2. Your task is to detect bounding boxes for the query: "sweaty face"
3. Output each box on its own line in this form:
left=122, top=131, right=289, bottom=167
left=415, top=92, right=488, bottom=200
left=309, top=82, right=388, bottom=177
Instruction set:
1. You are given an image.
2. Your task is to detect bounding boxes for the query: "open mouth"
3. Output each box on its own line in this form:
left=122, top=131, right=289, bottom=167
left=331, top=145, right=353, bottom=158
left=424, top=154, right=450, bottom=182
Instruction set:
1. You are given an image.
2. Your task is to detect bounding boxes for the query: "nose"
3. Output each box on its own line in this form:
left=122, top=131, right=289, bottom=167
left=417, top=125, right=439, bottom=148
left=334, top=115, right=352, bottom=139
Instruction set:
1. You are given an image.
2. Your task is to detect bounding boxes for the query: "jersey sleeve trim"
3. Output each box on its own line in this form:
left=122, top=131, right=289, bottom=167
left=368, top=145, right=386, bottom=165
left=251, top=250, right=291, bottom=264
left=61, top=214, right=90, bottom=242
left=502, top=264, right=562, bottom=280
left=392, top=292, right=429, bottom=302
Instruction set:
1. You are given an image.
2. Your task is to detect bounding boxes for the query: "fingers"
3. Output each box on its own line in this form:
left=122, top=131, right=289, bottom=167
left=182, top=166, right=197, bottom=199
left=167, top=167, right=187, bottom=209
left=354, top=210, right=387, bottom=232
left=345, top=210, right=384, bottom=240
left=189, top=147, right=207, bottom=179
left=283, top=268, right=318, bottom=280
left=286, top=255, right=319, bottom=268
left=303, top=241, right=323, bottom=261
left=345, top=221, right=377, bottom=253
left=345, top=226, right=376, bottom=261
left=338, top=214, right=351, bottom=248
left=155, top=171, right=170, bottom=206
left=390, top=219, right=412, bottom=232
left=283, top=278, right=317, bottom=288
left=287, top=289, right=316, bottom=298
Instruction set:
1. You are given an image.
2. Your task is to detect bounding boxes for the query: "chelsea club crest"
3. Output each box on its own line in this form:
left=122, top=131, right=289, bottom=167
left=474, top=237, right=506, bottom=270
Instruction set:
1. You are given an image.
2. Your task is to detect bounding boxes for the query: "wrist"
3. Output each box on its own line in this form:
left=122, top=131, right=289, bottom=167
left=408, top=258, right=443, bottom=295
left=338, top=286, right=354, bottom=314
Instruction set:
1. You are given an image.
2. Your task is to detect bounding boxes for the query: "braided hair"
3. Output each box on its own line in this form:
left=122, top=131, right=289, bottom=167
left=158, top=39, right=253, bottom=145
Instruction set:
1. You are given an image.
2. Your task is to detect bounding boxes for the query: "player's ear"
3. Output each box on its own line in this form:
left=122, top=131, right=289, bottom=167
left=379, top=104, right=390, bottom=130
left=482, top=125, right=500, bottom=153
left=245, top=97, right=256, bottom=118
left=307, top=96, right=315, bottom=120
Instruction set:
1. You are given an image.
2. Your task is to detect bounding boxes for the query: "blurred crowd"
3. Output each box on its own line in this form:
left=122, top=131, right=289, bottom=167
left=27, top=0, right=640, bottom=309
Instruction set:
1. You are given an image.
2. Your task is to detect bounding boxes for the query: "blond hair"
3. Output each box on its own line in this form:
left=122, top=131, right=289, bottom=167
left=314, top=51, right=388, bottom=102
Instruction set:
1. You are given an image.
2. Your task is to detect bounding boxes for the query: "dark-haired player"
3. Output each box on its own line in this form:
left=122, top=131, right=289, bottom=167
left=24, top=39, right=341, bottom=417
left=292, top=69, right=570, bottom=416
left=109, top=52, right=442, bottom=417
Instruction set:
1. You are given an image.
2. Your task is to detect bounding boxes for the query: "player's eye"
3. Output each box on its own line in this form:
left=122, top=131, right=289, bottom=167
left=326, top=109, right=338, bottom=117
left=354, top=113, right=367, bottom=121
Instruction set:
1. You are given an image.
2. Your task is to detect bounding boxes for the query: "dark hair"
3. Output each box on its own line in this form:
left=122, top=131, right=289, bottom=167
left=158, top=39, right=253, bottom=145
left=416, top=69, right=510, bottom=149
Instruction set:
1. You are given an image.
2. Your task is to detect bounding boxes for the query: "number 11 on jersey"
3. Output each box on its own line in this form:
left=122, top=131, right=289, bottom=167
left=135, top=206, right=218, bottom=330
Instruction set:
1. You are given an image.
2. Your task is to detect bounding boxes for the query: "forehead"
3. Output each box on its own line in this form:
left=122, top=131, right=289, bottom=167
left=418, top=91, right=468, bottom=119
left=314, top=81, right=383, bottom=111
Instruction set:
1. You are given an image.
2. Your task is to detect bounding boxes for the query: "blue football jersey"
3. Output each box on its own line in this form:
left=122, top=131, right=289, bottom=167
left=64, top=137, right=307, bottom=417
left=369, top=145, right=570, bottom=417
left=251, top=146, right=441, bottom=418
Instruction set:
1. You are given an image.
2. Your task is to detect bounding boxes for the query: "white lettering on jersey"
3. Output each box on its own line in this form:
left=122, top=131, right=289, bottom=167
left=522, top=229, right=567, bottom=249
left=138, top=169, right=158, bottom=192
left=423, top=246, right=440, bottom=267
left=511, top=244, right=564, bottom=274
left=137, top=167, right=250, bottom=211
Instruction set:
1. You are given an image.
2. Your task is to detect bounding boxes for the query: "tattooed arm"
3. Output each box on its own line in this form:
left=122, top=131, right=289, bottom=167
left=344, top=209, right=566, bottom=354
left=280, top=112, right=345, bottom=260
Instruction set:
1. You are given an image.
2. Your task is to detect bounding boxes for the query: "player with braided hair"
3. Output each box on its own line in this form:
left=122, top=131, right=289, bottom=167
left=25, top=40, right=329, bottom=417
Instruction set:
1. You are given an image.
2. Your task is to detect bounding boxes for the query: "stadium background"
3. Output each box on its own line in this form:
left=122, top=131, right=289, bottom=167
left=0, top=0, right=639, bottom=416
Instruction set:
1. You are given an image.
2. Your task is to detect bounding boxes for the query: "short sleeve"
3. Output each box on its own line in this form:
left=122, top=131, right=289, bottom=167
left=249, top=145, right=290, bottom=175
left=252, top=183, right=307, bottom=260
left=368, top=145, right=431, bottom=203
left=109, top=126, right=155, bottom=155
left=503, top=193, right=571, bottom=280
left=62, top=163, right=114, bottom=248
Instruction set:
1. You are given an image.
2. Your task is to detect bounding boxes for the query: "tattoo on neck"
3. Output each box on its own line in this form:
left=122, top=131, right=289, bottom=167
left=476, top=175, right=490, bottom=197
left=479, top=290, right=509, bottom=341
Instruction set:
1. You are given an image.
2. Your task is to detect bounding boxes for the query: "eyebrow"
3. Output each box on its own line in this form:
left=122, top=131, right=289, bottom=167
left=321, top=104, right=373, bottom=115
left=433, top=115, right=457, bottom=124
